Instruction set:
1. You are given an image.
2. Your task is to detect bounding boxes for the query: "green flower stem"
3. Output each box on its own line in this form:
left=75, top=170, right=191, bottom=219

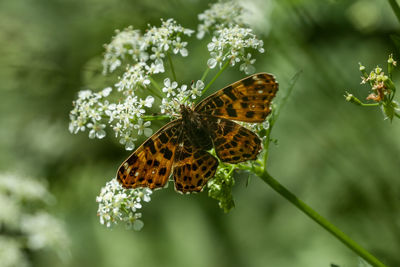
left=167, top=53, right=177, bottom=82
left=142, top=114, right=171, bottom=121
left=388, top=0, right=400, bottom=24
left=253, top=168, right=388, bottom=267
left=149, top=77, right=166, bottom=98
left=201, top=60, right=231, bottom=97
left=142, top=85, right=163, bottom=100
left=201, top=67, right=210, bottom=82
left=360, top=103, right=380, bottom=107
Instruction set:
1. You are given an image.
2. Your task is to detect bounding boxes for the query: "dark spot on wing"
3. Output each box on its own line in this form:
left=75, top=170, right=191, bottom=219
left=144, top=139, right=157, bottom=154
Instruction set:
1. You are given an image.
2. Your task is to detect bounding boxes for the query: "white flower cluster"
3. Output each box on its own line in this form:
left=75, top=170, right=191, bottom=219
left=71, top=19, right=195, bottom=150
left=0, top=173, right=70, bottom=266
left=102, top=27, right=146, bottom=74
left=160, top=78, right=205, bottom=116
left=69, top=86, right=155, bottom=149
left=111, top=19, right=193, bottom=95
left=207, top=25, right=264, bottom=74
left=103, top=18, right=193, bottom=76
left=96, top=178, right=152, bottom=230
left=69, top=87, right=112, bottom=139
left=197, top=0, right=244, bottom=39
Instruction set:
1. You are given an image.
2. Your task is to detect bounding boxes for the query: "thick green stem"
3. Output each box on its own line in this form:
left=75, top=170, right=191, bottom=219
left=200, top=60, right=230, bottom=98
left=254, top=168, right=388, bottom=267
left=388, top=0, right=400, bottom=24
left=167, top=53, right=177, bottom=82
left=149, top=77, right=166, bottom=98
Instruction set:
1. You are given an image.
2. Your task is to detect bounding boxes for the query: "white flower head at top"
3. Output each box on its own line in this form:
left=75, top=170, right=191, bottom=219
left=197, top=0, right=244, bottom=39
left=206, top=25, right=264, bottom=73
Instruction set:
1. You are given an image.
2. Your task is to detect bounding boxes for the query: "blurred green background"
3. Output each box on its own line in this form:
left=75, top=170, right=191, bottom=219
left=1, top=0, right=399, bottom=266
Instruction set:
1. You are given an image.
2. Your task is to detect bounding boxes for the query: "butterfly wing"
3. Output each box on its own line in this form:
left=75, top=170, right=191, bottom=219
left=117, top=120, right=182, bottom=190
left=173, top=135, right=219, bottom=193
left=203, top=115, right=262, bottom=163
left=195, top=73, right=278, bottom=122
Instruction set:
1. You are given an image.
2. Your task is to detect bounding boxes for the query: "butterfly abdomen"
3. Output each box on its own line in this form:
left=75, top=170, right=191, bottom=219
left=181, top=105, right=213, bottom=151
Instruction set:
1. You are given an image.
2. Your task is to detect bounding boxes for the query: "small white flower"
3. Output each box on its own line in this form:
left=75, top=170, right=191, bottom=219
left=190, top=80, right=205, bottom=99
left=172, top=37, right=188, bottom=57
left=87, top=122, right=106, bottom=139
left=134, top=119, right=153, bottom=137
left=207, top=51, right=224, bottom=69
left=139, top=96, right=154, bottom=108
left=146, top=62, right=165, bottom=74
left=100, top=87, right=112, bottom=97
left=78, top=90, right=93, bottom=99
left=162, top=78, right=178, bottom=97
left=119, top=132, right=137, bottom=151
left=239, top=53, right=256, bottom=74
left=150, top=46, right=165, bottom=61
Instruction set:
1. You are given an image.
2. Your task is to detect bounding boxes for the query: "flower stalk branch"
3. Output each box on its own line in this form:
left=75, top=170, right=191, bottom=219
left=200, top=60, right=230, bottom=98
left=167, top=53, right=177, bottom=82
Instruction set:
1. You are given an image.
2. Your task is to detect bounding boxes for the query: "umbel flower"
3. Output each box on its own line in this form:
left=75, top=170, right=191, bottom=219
left=69, top=0, right=269, bottom=230
left=345, top=54, right=400, bottom=121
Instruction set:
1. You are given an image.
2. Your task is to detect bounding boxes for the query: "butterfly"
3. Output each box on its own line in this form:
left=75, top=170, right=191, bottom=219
left=116, top=73, right=278, bottom=193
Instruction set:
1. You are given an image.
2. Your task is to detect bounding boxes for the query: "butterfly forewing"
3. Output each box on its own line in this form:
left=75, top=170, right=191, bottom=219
left=195, top=73, right=278, bottom=122
left=204, top=116, right=262, bottom=163
left=173, top=135, right=218, bottom=193
left=116, top=73, right=278, bottom=193
left=117, top=120, right=182, bottom=190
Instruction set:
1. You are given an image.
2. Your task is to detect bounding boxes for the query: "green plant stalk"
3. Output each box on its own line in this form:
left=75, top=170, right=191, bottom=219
left=143, top=84, right=164, bottom=99
left=200, top=60, right=230, bottom=98
left=149, top=76, right=166, bottom=98
left=360, top=103, right=380, bottom=107
left=254, top=168, right=388, bottom=267
left=201, top=67, right=210, bottom=82
left=167, top=53, right=177, bottom=82
left=388, top=0, right=400, bottom=24
left=142, top=114, right=171, bottom=121
left=251, top=70, right=387, bottom=267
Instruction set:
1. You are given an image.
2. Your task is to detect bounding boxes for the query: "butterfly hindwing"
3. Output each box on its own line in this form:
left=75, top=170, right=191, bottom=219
left=116, top=73, right=278, bottom=193
left=195, top=73, right=278, bottom=122
left=173, top=135, right=219, bottom=193
left=204, top=116, right=262, bottom=163
left=117, top=120, right=182, bottom=190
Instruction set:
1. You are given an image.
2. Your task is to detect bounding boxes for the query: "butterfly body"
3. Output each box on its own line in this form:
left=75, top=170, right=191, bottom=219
left=180, top=104, right=213, bottom=151
left=117, top=73, right=278, bottom=193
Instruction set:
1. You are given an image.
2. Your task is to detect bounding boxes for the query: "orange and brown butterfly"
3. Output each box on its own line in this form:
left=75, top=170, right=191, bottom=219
left=116, top=73, right=278, bottom=193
